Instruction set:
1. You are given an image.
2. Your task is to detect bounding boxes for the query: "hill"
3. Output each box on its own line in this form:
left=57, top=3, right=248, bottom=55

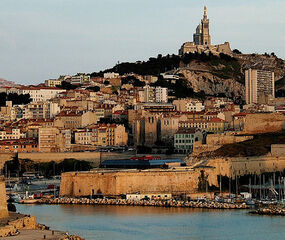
left=91, top=52, right=285, bottom=100
left=0, top=78, right=17, bottom=87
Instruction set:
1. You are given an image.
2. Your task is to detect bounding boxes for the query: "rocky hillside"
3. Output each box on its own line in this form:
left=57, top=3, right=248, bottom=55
left=92, top=52, right=285, bottom=100
left=0, top=78, right=17, bottom=87
left=174, top=60, right=244, bottom=99
left=170, top=53, right=285, bottom=100
left=235, top=53, right=285, bottom=81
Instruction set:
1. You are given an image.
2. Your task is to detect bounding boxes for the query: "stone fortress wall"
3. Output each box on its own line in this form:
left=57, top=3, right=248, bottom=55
left=60, top=168, right=201, bottom=197
left=0, top=176, right=8, bottom=219
left=190, top=133, right=253, bottom=159
left=205, top=156, right=285, bottom=184
left=60, top=152, right=285, bottom=197
left=243, top=113, right=285, bottom=134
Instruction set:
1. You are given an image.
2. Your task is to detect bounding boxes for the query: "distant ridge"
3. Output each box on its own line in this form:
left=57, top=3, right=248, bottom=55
left=0, top=78, right=17, bottom=87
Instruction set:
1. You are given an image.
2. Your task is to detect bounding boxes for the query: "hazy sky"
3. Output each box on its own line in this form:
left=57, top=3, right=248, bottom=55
left=0, top=0, right=284, bottom=85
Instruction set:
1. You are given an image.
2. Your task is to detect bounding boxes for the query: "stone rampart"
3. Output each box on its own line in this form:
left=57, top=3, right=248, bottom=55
left=190, top=134, right=253, bottom=160
left=0, top=154, right=14, bottom=170
left=0, top=215, right=36, bottom=237
left=60, top=168, right=201, bottom=197
left=59, top=155, right=285, bottom=197
left=243, top=113, right=285, bottom=134
left=205, top=155, right=285, bottom=178
left=271, top=144, right=285, bottom=157
left=0, top=176, right=8, bottom=219
left=206, top=134, right=253, bottom=146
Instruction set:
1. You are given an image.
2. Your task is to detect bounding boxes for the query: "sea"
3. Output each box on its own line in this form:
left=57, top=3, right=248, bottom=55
left=16, top=204, right=285, bottom=240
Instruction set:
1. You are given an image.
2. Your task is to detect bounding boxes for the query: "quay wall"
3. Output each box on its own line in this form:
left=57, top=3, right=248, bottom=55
left=0, top=152, right=185, bottom=170
left=0, top=176, right=8, bottom=219
left=60, top=169, right=201, bottom=197
left=0, top=152, right=137, bottom=169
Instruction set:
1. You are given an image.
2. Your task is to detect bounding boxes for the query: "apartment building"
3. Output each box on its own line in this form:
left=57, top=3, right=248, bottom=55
left=19, top=87, right=66, bottom=102
left=245, top=69, right=275, bottom=104
left=178, top=117, right=227, bottom=133
left=0, top=138, right=38, bottom=153
left=26, top=102, right=60, bottom=119
left=45, top=79, right=62, bottom=87
left=54, top=110, right=98, bottom=129
left=173, top=98, right=205, bottom=112
left=0, top=129, right=25, bottom=140
left=174, top=128, right=203, bottom=154
left=38, top=127, right=71, bottom=152
left=74, top=124, right=128, bottom=146
left=155, top=87, right=168, bottom=103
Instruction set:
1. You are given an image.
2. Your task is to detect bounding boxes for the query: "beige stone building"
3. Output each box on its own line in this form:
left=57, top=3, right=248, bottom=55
left=173, top=98, right=205, bottom=112
left=38, top=127, right=71, bottom=152
left=74, top=124, right=128, bottom=147
left=0, top=128, right=25, bottom=140
left=179, top=117, right=228, bottom=133
left=133, top=112, right=184, bottom=146
left=245, top=69, right=275, bottom=104
left=45, top=79, right=62, bottom=87
left=54, top=110, right=99, bottom=129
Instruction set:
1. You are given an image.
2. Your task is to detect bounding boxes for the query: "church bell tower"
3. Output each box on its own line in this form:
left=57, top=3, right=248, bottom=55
left=201, top=6, right=211, bottom=45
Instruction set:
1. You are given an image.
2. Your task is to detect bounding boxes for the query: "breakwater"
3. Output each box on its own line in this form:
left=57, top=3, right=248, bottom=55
left=37, top=198, right=249, bottom=209
left=250, top=207, right=285, bottom=216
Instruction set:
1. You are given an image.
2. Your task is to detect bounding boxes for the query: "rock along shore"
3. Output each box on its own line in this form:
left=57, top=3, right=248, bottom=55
left=250, top=207, right=285, bottom=216
left=36, top=198, right=249, bottom=210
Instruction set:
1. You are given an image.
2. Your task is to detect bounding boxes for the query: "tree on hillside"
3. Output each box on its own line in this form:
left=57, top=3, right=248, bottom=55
left=57, top=81, right=77, bottom=90
left=86, top=86, right=100, bottom=92
left=0, top=93, right=31, bottom=106
left=121, top=76, right=145, bottom=87
left=233, top=49, right=242, bottom=54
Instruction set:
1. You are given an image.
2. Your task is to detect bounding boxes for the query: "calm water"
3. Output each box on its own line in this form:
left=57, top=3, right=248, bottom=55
left=16, top=204, right=285, bottom=240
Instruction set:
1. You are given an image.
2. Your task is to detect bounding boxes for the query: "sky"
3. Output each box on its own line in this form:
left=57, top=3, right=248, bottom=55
left=0, top=0, right=285, bottom=85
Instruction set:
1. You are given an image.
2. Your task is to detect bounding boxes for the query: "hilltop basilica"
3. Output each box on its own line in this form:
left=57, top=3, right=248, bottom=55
left=179, top=6, right=232, bottom=55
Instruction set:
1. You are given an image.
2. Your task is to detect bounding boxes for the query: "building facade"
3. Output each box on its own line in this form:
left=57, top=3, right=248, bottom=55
left=38, top=127, right=71, bottom=152
left=174, top=128, right=203, bottom=153
left=245, top=69, right=275, bottom=104
left=155, top=87, right=168, bottom=103
left=74, top=124, right=128, bottom=147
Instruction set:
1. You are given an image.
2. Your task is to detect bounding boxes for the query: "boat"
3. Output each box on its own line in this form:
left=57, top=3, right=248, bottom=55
left=18, top=191, right=39, bottom=204
left=18, top=198, right=39, bottom=204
